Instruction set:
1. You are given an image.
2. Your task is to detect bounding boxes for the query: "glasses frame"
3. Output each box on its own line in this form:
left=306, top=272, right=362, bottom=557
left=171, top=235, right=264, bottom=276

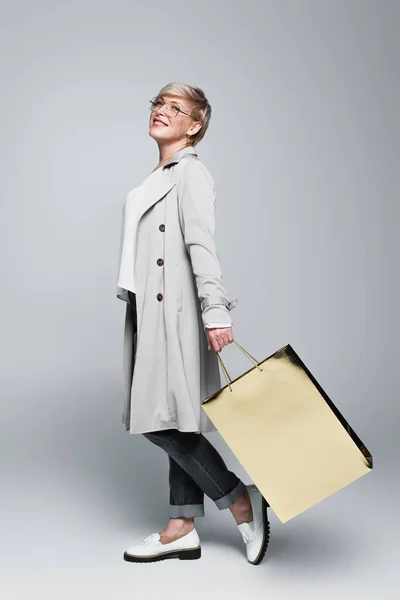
left=149, top=96, right=196, bottom=120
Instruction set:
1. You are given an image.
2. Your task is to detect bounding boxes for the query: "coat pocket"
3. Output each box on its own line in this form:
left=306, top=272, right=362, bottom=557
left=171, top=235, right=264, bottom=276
left=171, top=264, right=183, bottom=312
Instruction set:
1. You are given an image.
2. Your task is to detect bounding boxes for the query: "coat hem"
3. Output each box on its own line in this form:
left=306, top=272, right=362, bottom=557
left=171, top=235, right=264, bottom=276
left=126, top=425, right=206, bottom=435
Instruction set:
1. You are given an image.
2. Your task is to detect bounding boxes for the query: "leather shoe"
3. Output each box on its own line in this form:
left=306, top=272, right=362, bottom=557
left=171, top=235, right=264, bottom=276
left=124, top=528, right=201, bottom=563
left=237, top=484, right=270, bottom=565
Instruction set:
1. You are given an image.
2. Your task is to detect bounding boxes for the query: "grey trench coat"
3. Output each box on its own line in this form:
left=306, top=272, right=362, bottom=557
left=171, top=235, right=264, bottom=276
left=116, top=145, right=238, bottom=434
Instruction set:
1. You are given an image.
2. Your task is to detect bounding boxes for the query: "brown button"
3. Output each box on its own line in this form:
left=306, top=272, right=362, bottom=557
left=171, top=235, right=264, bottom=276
left=157, top=258, right=164, bottom=266
left=157, top=293, right=163, bottom=301
left=159, top=224, right=165, bottom=232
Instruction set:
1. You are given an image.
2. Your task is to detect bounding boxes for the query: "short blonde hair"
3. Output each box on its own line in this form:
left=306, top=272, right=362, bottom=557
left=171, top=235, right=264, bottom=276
left=155, top=82, right=212, bottom=146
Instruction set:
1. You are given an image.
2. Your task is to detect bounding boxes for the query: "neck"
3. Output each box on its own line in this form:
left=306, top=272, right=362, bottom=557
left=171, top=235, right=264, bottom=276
left=157, top=141, right=191, bottom=166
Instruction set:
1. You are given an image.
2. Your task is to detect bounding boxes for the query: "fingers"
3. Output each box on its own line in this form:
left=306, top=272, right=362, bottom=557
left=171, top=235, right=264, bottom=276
left=207, top=327, right=234, bottom=352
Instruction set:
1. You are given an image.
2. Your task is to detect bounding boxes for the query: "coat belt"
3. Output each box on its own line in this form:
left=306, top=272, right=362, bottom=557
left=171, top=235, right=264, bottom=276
left=201, top=296, right=239, bottom=311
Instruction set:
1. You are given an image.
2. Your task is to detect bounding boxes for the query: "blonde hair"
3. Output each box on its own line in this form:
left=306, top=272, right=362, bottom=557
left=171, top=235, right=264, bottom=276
left=155, top=82, right=212, bottom=146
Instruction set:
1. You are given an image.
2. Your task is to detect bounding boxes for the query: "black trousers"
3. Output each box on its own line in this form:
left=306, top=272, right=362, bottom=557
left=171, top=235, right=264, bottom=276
left=127, top=290, right=247, bottom=518
left=143, top=429, right=247, bottom=518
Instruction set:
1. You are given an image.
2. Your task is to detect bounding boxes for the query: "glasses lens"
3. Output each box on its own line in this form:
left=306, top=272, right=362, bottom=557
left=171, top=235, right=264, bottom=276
left=170, top=106, right=180, bottom=117
left=149, top=97, right=181, bottom=118
left=149, top=97, right=161, bottom=111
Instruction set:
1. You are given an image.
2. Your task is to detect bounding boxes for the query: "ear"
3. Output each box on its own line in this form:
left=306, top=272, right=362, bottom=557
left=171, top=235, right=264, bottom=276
left=189, top=121, right=202, bottom=136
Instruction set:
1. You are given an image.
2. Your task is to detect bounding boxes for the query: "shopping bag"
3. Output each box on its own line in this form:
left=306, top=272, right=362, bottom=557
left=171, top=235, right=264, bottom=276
left=201, top=342, right=373, bottom=523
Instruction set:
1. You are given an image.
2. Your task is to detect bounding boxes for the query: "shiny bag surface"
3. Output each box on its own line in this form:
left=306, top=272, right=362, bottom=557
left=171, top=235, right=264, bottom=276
left=201, top=342, right=373, bottom=523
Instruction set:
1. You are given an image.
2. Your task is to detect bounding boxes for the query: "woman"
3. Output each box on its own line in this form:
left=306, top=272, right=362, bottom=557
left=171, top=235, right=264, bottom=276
left=116, top=82, right=269, bottom=564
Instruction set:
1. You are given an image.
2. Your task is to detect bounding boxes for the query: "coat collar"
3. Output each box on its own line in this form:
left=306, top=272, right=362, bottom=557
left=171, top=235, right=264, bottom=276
left=161, top=145, right=198, bottom=170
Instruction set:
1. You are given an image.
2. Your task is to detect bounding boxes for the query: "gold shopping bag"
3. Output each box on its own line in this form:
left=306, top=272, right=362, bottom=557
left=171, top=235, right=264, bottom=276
left=201, top=342, right=373, bottom=523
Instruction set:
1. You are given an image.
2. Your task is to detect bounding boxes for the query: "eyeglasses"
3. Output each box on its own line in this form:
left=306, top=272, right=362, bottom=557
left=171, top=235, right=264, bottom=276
left=149, top=96, right=195, bottom=119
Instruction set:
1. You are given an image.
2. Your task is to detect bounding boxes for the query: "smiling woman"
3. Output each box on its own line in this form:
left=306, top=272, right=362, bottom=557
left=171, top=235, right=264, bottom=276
left=117, top=81, right=269, bottom=566
left=147, top=83, right=212, bottom=157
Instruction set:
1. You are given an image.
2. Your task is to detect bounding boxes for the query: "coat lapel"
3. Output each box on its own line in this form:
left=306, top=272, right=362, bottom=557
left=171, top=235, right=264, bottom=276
left=136, top=145, right=198, bottom=226
left=136, top=170, right=175, bottom=225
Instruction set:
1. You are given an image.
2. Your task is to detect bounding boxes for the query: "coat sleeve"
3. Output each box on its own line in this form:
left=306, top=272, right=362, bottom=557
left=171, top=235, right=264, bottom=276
left=116, top=200, right=129, bottom=303
left=176, top=157, right=239, bottom=330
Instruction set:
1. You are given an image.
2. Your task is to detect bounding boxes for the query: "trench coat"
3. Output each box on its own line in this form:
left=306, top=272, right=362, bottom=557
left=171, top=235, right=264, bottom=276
left=116, top=145, right=239, bottom=434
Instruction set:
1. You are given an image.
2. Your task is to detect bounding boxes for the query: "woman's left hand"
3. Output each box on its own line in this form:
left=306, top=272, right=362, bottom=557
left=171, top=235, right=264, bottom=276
left=206, top=327, right=234, bottom=352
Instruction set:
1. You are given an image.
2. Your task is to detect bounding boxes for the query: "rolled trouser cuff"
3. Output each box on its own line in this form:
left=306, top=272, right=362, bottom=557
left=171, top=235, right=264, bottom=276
left=170, top=504, right=205, bottom=518
left=214, top=480, right=248, bottom=510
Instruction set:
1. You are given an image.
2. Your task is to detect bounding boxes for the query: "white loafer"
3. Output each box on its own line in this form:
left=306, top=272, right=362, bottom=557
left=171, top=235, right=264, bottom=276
left=237, top=484, right=270, bottom=565
left=123, top=528, right=201, bottom=563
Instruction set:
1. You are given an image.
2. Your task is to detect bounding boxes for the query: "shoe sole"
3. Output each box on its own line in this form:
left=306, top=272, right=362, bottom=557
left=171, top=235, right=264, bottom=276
left=249, top=495, right=271, bottom=566
left=123, top=546, right=201, bottom=563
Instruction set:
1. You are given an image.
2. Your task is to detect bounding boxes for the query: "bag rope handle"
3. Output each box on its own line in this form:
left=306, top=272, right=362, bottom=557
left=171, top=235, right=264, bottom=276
left=215, top=340, right=263, bottom=392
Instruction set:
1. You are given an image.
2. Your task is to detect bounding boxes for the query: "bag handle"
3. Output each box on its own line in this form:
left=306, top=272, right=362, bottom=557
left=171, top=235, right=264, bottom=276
left=215, top=340, right=263, bottom=392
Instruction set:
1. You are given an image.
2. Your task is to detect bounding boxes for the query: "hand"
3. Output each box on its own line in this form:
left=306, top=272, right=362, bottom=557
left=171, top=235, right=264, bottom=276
left=205, top=327, right=234, bottom=352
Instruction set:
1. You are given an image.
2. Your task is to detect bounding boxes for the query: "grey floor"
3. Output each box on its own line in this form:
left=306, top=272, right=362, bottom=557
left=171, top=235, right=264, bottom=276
left=1, top=389, right=397, bottom=600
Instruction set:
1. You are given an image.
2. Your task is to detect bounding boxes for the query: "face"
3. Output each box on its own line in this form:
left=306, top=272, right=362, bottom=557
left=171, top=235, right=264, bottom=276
left=149, top=94, right=202, bottom=144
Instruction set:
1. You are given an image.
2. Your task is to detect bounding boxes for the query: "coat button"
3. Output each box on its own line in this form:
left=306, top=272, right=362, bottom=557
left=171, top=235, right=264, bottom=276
left=159, top=224, right=165, bottom=232
left=157, top=293, right=163, bottom=301
left=157, top=258, right=164, bottom=266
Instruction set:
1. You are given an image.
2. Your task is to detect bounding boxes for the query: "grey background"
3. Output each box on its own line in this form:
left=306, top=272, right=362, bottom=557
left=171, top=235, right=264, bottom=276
left=1, top=0, right=398, bottom=597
